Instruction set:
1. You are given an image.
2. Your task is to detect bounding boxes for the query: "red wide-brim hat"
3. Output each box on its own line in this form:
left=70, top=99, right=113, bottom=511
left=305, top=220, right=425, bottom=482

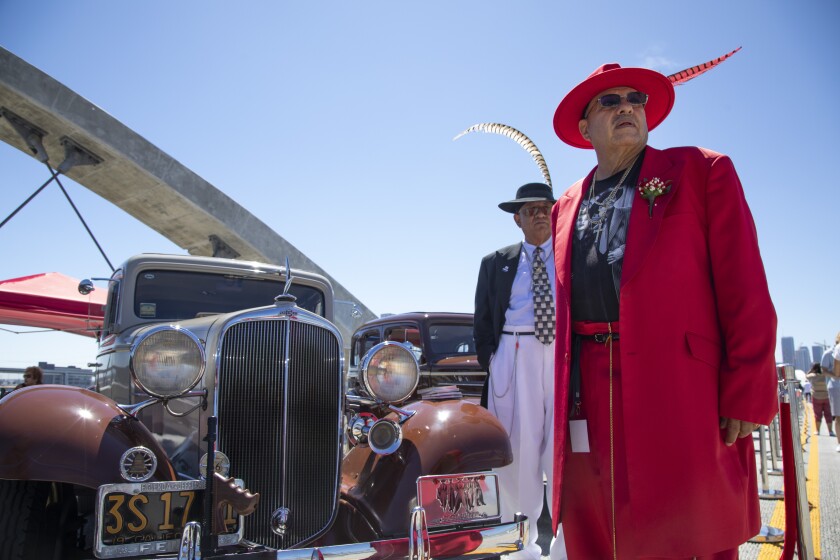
left=553, top=63, right=675, bottom=149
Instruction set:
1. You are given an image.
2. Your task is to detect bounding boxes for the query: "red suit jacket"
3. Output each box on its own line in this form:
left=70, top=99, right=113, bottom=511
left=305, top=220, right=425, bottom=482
left=550, top=145, right=778, bottom=556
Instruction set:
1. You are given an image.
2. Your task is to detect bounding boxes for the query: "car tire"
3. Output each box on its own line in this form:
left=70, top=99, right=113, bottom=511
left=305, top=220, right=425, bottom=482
left=0, top=480, right=79, bottom=560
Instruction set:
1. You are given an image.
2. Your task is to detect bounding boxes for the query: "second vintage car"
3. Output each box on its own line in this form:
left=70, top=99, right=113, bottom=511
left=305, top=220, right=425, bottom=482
left=347, top=312, right=486, bottom=401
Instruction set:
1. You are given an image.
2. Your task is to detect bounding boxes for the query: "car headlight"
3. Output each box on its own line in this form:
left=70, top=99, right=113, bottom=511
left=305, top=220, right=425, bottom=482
left=130, top=327, right=205, bottom=398
left=360, top=342, right=420, bottom=403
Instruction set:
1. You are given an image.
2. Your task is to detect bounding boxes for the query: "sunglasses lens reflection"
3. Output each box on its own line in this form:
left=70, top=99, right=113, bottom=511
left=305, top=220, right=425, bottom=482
left=627, top=91, right=647, bottom=105
left=599, top=91, right=647, bottom=108
left=522, top=205, right=551, bottom=217
left=599, top=94, right=621, bottom=107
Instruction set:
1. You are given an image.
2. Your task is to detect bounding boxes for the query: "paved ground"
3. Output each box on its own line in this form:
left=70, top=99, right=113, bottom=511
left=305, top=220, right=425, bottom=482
left=536, top=400, right=839, bottom=559
left=738, top=402, right=839, bottom=560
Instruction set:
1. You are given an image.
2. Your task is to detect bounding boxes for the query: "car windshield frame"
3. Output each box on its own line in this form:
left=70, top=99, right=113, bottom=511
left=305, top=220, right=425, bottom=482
left=132, top=269, right=325, bottom=320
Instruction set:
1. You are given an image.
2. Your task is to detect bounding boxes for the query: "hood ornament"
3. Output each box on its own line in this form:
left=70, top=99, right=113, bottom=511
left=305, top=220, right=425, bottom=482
left=274, top=257, right=297, bottom=304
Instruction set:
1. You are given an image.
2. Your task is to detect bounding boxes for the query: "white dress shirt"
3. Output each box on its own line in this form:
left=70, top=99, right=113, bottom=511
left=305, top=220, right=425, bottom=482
left=504, top=238, right=556, bottom=328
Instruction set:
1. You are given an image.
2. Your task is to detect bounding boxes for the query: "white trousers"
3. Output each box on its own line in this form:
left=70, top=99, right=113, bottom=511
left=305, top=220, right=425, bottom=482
left=488, top=327, right=566, bottom=560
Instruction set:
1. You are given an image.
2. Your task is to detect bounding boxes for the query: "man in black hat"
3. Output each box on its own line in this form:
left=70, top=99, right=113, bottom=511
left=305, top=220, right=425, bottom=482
left=474, top=182, right=565, bottom=560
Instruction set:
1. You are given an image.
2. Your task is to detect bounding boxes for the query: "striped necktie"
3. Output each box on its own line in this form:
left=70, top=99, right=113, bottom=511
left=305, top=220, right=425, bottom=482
left=532, top=247, right=555, bottom=345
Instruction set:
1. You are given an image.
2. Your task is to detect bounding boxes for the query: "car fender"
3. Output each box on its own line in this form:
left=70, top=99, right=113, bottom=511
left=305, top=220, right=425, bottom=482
left=0, top=385, right=176, bottom=488
left=336, top=399, right=511, bottom=540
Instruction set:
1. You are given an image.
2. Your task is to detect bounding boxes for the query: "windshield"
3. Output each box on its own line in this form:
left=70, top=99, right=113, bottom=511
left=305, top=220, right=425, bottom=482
left=427, top=323, right=476, bottom=355
left=133, top=270, right=325, bottom=320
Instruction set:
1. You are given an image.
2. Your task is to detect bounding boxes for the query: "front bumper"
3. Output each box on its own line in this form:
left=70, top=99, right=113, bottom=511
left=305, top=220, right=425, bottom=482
left=175, top=510, right=528, bottom=560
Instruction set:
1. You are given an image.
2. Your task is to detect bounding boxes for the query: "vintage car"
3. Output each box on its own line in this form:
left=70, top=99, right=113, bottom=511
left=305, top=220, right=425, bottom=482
left=0, top=254, right=524, bottom=560
left=347, top=312, right=485, bottom=401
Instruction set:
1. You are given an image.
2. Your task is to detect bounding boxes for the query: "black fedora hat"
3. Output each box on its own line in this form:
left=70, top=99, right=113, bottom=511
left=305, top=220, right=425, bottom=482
left=498, top=183, right=556, bottom=213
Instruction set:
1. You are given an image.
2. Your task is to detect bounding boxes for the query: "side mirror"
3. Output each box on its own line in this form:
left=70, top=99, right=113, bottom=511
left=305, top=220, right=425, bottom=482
left=78, top=279, right=95, bottom=295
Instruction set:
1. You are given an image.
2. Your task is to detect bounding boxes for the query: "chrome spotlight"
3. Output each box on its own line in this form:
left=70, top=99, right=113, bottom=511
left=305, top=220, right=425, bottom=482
left=367, top=419, right=402, bottom=455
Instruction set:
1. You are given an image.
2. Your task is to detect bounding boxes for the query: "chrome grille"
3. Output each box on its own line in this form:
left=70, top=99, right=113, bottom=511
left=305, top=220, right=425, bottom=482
left=217, top=316, right=342, bottom=549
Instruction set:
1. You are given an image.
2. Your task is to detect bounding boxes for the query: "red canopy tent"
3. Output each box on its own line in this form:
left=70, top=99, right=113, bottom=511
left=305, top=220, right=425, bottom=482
left=0, top=272, right=106, bottom=338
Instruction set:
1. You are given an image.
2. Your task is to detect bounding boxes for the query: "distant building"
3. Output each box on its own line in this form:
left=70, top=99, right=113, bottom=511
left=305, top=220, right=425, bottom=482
left=0, top=361, right=94, bottom=390
left=812, top=345, right=824, bottom=364
left=781, top=336, right=795, bottom=367
left=795, top=346, right=812, bottom=372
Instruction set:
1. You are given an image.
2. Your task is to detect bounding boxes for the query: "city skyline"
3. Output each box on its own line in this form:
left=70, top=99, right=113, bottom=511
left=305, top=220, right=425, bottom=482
left=781, top=334, right=833, bottom=373
left=2, top=334, right=832, bottom=371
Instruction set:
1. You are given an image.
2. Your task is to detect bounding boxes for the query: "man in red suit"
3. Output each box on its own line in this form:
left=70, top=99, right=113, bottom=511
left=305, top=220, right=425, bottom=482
left=548, top=63, right=778, bottom=559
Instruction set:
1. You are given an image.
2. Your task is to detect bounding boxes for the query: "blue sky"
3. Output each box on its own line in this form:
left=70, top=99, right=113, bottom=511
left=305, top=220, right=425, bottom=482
left=1, top=1, right=838, bottom=369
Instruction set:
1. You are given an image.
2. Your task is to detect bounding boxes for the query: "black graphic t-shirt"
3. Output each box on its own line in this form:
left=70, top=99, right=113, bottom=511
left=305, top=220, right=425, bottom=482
left=571, top=152, right=644, bottom=322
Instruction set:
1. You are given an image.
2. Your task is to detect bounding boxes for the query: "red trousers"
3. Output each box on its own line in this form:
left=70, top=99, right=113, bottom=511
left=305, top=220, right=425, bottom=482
left=560, top=322, right=739, bottom=559
left=812, top=397, right=832, bottom=428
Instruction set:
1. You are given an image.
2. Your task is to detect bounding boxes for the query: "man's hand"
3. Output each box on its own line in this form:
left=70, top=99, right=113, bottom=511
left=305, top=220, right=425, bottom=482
left=606, top=245, right=625, bottom=264
left=719, top=417, right=759, bottom=446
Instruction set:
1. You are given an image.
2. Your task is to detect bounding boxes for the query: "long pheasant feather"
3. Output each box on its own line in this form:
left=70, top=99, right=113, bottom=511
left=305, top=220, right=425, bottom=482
left=454, top=123, right=552, bottom=188
left=667, top=47, right=742, bottom=86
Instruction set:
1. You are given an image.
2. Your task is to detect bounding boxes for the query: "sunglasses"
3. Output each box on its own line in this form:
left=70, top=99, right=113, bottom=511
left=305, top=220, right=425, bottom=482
left=519, top=204, right=552, bottom=218
left=584, top=91, right=648, bottom=118
left=23, top=374, right=32, bottom=379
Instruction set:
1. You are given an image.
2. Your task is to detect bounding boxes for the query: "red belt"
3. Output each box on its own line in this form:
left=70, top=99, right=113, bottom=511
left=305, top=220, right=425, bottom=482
left=572, top=321, right=620, bottom=340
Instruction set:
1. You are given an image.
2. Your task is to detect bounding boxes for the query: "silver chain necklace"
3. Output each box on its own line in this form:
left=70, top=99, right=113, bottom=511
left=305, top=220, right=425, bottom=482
left=586, top=155, right=638, bottom=238
left=588, top=155, right=638, bottom=224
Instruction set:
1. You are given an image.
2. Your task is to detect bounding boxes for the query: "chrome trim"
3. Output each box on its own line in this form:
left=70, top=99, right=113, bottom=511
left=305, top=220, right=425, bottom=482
left=345, top=393, right=376, bottom=407
left=212, top=298, right=346, bottom=412
left=416, top=473, right=501, bottom=527
left=212, top=301, right=345, bottom=548
left=78, top=276, right=117, bottom=295
left=163, top=393, right=207, bottom=417
left=178, top=521, right=201, bottom=560
left=272, top=506, right=291, bottom=536
left=408, top=507, right=430, bottom=560
left=426, top=371, right=486, bottom=377
left=348, top=412, right=377, bottom=445
left=279, top=256, right=295, bottom=300
left=367, top=419, right=402, bottom=456
left=121, top=389, right=207, bottom=417
left=118, top=446, right=157, bottom=482
left=280, top=302, right=292, bottom=525
left=360, top=342, right=420, bottom=404
left=387, top=403, right=417, bottom=424
left=270, top=517, right=527, bottom=560
left=515, top=512, right=527, bottom=552
left=199, top=451, right=231, bottom=478
left=94, top=480, right=243, bottom=558
left=129, top=325, right=206, bottom=398
left=97, top=516, right=528, bottom=560
left=213, top=298, right=345, bottom=380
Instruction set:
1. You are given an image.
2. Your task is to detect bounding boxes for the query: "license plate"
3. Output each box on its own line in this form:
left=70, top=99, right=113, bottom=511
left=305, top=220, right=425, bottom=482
left=94, top=480, right=241, bottom=558
left=416, top=473, right=501, bottom=527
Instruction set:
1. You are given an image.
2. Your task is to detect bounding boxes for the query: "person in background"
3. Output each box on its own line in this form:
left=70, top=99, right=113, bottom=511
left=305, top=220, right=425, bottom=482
left=807, top=362, right=833, bottom=436
left=14, top=365, right=43, bottom=390
left=548, top=62, right=777, bottom=559
left=823, top=332, right=840, bottom=451
left=474, top=182, right=565, bottom=560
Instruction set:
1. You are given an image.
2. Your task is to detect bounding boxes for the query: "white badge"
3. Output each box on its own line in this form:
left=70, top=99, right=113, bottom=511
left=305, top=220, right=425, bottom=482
left=570, top=419, right=590, bottom=453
